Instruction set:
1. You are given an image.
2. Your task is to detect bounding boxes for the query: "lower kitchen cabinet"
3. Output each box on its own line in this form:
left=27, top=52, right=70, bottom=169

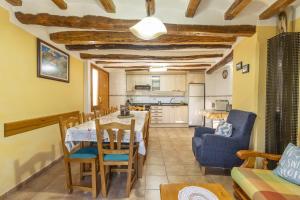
left=151, top=106, right=188, bottom=126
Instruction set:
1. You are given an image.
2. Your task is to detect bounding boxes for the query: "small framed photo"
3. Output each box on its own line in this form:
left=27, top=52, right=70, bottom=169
left=37, top=39, right=70, bottom=83
left=242, top=64, right=250, bottom=73
left=236, top=62, right=243, bottom=71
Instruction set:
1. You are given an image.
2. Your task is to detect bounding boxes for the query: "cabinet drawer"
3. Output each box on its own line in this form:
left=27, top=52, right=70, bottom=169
left=151, top=113, right=162, bottom=117
left=151, top=117, right=162, bottom=121
left=151, top=106, right=163, bottom=110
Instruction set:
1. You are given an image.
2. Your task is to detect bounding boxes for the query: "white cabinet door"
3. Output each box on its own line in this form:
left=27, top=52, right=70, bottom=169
left=126, top=75, right=135, bottom=91
left=175, top=75, right=186, bottom=92
left=162, top=106, right=171, bottom=123
left=174, top=106, right=188, bottom=123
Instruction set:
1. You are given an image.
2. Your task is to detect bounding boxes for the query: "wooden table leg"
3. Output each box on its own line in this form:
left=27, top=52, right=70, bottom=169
left=138, top=154, right=144, bottom=178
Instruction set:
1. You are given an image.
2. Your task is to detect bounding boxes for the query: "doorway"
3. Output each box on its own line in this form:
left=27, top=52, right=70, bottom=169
left=91, top=64, right=109, bottom=111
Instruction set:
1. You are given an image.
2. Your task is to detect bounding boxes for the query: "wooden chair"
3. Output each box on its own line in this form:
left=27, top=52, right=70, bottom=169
left=95, top=119, right=138, bottom=197
left=83, top=112, right=96, bottom=122
left=93, top=105, right=101, bottom=118
left=143, top=112, right=150, bottom=163
left=232, top=150, right=282, bottom=200
left=59, top=112, right=98, bottom=198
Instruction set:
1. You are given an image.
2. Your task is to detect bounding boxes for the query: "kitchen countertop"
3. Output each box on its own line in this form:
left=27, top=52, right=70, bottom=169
left=130, top=103, right=188, bottom=106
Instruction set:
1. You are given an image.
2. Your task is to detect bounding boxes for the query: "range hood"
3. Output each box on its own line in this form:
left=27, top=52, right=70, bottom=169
left=135, top=85, right=151, bottom=90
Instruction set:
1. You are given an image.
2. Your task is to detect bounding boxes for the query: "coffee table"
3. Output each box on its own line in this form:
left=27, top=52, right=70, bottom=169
left=160, top=183, right=232, bottom=200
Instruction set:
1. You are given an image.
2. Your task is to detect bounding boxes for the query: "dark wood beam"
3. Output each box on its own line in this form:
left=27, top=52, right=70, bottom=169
left=15, top=12, right=256, bottom=37
left=206, top=50, right=233, bottom=74
left=5, top=0, right=22, bottom=6
left=186, top=0, right=202, bottom=18
left=259, top=0, right=295, bottom=20
left=81, top=53, right=223, bottom=60
left=103, top=64, right=211, bottom=69
left=51, top=0, right=67, bottom=10
left=224, top=0, right=252, bottom=20
left=99, top=0, right=116, bottom=13
left=50, top=31, right=236, bottom=45
left=66, top=44, right=231, bottom=51
left=146, top=0, right=155, bottom=16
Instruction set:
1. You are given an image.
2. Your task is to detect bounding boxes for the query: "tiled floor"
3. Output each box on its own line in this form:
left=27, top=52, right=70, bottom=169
left=4, top=128, right=234, bottom=200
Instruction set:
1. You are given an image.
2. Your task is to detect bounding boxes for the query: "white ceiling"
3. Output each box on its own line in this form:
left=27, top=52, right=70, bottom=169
left=1, top=0, right=300, bottom=70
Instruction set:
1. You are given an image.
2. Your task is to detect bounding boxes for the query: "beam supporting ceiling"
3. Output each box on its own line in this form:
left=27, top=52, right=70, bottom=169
left=15, top=12, right=256, bottom=37
left=98, top=0, right=116, bottom=13
left=206, top=50, right=233, bottom=74
left=51, top=0, right=67, bottom=10
left=5, top=0, right=22, bottom=6
left=65, top=44, right=232, bottom=51
left=146, top=0, right=155, bottom=16
left=186, top=0, right=202, bottom=18
left=224, top=0, right=252, bottom=20
left=50, top=31, right=236, bottom=45
left=80, top=53, right=223, bottom=60
left=259, top=0, right=295, bottom=20
left=103, top=64, right=211, bottom=68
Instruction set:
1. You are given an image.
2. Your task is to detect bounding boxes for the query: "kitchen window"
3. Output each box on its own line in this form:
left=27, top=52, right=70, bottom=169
left=151, top=76, right=160, bottom=91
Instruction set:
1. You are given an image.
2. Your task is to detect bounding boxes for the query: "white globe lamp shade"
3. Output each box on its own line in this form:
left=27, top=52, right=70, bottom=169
left=130, top=17, right=167, bottom=40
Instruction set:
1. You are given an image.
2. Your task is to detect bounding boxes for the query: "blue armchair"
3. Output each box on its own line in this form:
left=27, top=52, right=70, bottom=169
left=192, top=109, right=256, bottom=169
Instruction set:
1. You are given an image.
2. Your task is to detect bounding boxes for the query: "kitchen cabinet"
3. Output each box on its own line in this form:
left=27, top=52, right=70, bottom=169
left=151, top=105, right=188, bottom=125
left=127, top=75, right=151, bottom=91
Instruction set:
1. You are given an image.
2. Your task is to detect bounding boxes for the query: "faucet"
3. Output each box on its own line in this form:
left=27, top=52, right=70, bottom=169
left=169, top=97, right=176, bottom=104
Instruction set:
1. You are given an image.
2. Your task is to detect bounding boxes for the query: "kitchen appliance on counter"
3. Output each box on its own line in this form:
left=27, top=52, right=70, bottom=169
left=188, top=83, right=205, bottom=126
left=215, top=100, right=229, bottom=111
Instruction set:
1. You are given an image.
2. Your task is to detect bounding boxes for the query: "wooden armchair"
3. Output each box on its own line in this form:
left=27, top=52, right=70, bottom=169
left=233, top=150, right=282, bottom=200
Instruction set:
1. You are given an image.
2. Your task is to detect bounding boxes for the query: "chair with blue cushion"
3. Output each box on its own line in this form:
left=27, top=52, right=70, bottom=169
left=192, top=109, right=256, bottom=172
left=59, top=112, right=98, bottom=198
left=95, top=119, right=138, bottom=197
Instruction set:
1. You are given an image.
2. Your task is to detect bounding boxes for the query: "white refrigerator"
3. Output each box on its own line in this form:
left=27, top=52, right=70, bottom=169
left=188, top=83, right=205, bottom=126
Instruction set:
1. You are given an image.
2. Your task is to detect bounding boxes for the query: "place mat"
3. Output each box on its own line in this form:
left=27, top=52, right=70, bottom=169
left=117, top=114, right=135, bottom=119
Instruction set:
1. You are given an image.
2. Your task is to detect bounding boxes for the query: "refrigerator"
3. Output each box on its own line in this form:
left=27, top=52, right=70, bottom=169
left=188, top=83, right=205, bottom=126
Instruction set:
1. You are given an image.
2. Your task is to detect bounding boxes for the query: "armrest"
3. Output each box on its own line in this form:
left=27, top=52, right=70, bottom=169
left=236, top=150, right=281, bottom=169
left=194, top=127, right=215, bottom=137
left=202, top=134, right=240, bottom=152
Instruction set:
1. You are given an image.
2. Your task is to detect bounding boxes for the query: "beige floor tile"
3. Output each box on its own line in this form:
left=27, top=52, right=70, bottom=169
left=167, top=176, right=190, bottom=183
left=145, top=176, right=168, bottom=190
left=165, top=165, right=186, bottom=176
left=145, top=189, right=161, bottom=200
left=146, top=165, right=166, bottom=176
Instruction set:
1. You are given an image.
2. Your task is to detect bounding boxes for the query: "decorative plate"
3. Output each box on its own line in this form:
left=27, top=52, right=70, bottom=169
left=117, top=114, right=135, bottom=119
left=178, top=186, right=219, bottom=200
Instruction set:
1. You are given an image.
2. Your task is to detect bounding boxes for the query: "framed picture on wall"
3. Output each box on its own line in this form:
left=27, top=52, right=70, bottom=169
left=37, top=39, right=70, bottom=83
left=236, top=62, right=243, bottom=71
left=242, top=64, right=250, bottom=73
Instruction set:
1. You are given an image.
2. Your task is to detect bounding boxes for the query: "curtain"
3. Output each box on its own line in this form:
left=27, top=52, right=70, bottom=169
left=265, top=33, right=300, bottom=155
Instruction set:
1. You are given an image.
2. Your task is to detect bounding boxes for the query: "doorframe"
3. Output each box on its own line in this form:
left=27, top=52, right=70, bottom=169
left=90, top=63, right=110, bottom=111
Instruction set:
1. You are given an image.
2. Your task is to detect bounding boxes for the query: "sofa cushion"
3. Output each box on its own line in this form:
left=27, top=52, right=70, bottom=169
left=215, top=121, right=233, bottom=137
left=232, top=167, right=300, bottom=200
left=273, top=143, right=300, bottom=185
left=192, top=137, right=203, bottom=158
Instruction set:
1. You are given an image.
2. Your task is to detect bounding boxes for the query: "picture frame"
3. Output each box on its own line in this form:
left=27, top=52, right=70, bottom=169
left=242, top=64, right=250, bottom=73
left=37, top=39, right=70, bottom=83
left=236, top=62, right=243, bottom=71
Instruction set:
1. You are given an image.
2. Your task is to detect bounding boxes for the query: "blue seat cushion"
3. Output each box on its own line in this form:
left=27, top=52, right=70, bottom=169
left=69, top=147, right=98, bottom=159
left=104, top=154, right=129, bottom=161
left=192, top=137, right=203, bottom=158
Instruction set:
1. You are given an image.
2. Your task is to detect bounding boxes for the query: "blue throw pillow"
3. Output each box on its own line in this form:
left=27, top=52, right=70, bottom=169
left=273, top=143, right=300, bottom=185
left=215, top=120, right=232, bottom=137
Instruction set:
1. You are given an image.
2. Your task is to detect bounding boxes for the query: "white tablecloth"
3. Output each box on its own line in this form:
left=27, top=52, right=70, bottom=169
left=65, top=111, right=147, bottom=155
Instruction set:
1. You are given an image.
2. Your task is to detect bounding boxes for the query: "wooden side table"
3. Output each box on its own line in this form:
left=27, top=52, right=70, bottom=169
left=160, top=183, right=232, bottom=200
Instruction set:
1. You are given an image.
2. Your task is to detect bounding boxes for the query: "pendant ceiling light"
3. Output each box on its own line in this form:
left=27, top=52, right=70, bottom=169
left=130, top=0, right=167, bottom=40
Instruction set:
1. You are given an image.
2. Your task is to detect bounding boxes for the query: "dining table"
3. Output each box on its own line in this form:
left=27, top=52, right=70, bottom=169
left=64, top=110, right=148, bottom=178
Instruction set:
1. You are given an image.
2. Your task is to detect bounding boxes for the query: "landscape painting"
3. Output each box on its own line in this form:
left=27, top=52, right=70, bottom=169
left=37, top=39, right=69, bottom=82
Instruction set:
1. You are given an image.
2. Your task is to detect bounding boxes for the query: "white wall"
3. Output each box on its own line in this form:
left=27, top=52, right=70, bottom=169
left=205, top=64, right=233, bottom=109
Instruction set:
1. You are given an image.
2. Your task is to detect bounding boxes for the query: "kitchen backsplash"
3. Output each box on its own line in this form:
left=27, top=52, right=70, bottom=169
left=128, top=96, right=187, bottom=104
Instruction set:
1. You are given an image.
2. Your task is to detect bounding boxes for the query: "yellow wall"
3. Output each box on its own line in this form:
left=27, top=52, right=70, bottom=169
left=233, top=26, right=276, bottom=151
left=0, top=7, right=84, bottom=195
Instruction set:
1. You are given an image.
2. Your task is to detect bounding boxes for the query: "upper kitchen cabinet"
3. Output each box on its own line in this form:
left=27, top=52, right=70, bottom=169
left=127, top=74, right=151, bottom=91
left=160, top=75, right=186, bottom=92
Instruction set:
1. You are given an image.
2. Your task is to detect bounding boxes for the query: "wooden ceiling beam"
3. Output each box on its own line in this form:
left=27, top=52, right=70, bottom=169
left=5, top=0, right=22, bottom=6
left=98, top=0, right=116, bottom=13
left=146, top=0, right=155, bottom=16
left=259, top=0, right=295, bottom=20
left=81, top=53, right=223, bottom=60
left=15, top=12, right=256, bottom=37
left=51, top=0, right=67, bottom=10
left=224, top=0, right=252, bottom=20
left=65, top=44, right=231, bottom=51
left=103, top=64, right=210, bottom=69
left=50, top=31, right=236, bottom=45
left=186, top=0, right=202, bottom=18
left=206, top=50, right=233, bottom=74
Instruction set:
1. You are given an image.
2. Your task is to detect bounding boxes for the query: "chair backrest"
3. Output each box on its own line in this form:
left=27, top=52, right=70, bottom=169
left=143, top=112, right=150, bottom=140
left=95, top=119, right=136, bottom=163
left=59, top=112, right=82, bottom=155
left=82, top=112, right=96, bottom=122
left=93, top=105, right=101, bottom=118
left=226, top=109, right=257, bottom=147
